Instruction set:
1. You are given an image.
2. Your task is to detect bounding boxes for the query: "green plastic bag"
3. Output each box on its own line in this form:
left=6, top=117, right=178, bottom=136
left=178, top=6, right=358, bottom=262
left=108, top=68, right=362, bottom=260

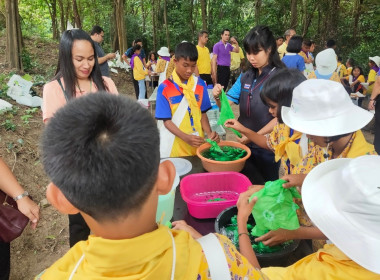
left=249, top=179, right=301, bottom=237
left=203, top=139, right=247, bottom=161
left=217, top=89, right=242, bottom=138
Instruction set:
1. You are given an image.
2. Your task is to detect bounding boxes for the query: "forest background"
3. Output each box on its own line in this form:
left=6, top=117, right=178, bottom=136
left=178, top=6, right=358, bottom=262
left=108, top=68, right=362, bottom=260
left=1, top=0, right=380, bottom=75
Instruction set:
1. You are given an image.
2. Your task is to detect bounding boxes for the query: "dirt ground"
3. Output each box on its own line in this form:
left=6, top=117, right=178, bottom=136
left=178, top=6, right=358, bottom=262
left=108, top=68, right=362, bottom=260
left=0, top=35, right=375, bottom=279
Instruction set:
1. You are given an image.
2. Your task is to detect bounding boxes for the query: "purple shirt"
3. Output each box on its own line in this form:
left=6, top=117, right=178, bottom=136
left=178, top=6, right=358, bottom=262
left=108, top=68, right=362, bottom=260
left=213, top=40, right=234, bottom=66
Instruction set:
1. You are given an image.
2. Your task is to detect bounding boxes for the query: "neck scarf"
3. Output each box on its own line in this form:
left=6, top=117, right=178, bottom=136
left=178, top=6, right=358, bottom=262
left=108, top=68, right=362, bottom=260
left=171, top=70, right=201, bottom=128
left=274, top=127, right=303, bottom=165
left=371, top=65, right=379, bottom=73
left=161, top=56, right=171, bottom=62
left=130, top=53, right=142, bottom=69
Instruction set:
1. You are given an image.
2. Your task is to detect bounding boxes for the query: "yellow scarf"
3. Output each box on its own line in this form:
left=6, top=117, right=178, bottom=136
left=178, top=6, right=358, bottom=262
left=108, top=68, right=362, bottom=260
left=38, top=226, right=203, bottom=280
left=274, top=129, right=303, bottom=166
left=171, top=70, right=201, bottom=128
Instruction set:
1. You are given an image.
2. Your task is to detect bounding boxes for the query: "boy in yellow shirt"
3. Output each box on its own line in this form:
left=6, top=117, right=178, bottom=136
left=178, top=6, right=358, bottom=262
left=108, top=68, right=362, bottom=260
left=36, top=93, right=264, bottom=280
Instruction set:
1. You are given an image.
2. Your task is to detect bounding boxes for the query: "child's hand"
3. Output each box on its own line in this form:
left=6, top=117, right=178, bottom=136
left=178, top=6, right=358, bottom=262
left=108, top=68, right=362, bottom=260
left=224, top=119, right=246, bottom=133
left=248, top=184, right=264, bottom=193
left=16, top=196, right=40, bottom=229
left=212, top=84, right=223, bottom=99
left=208, top=131, right=220, bottom=142
left=172, top=220, right=202, bottom=239
left=237, top=189, right=258, bottom=224
left=281, top=174, right=306, bottom=188
left=185, top=135, right=205, bottom=147
left=255, top=228, right=292, bottom=246
left=236, top=134, right=250, bottom=145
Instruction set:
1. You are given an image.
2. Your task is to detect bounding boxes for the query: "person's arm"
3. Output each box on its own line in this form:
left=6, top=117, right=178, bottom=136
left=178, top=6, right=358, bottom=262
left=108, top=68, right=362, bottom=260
left=98, top=53, right=116, bottom=65
left=212, top=84, right=234, bottom=108
left=232, top=43, right=239, bottom=53
left=256, top=118, right=277, bottom=135
left=0, top=158, right=39, bottom=228
left=281, top=173, right=307, bottom=188
left=369, top=75, right=380, bottom=110
left=171, top=220, right=202, bottom=239
left=122, top=53, right=130, bottom=66
left=255, top=226, right=327, bottom=247
left=211, top=55, right=217, bottom=84
left=236, top=190, right=261, bottom=268
left=163, top=120, right=204, bottom=147
left=224, top=119, right=269, bottom=149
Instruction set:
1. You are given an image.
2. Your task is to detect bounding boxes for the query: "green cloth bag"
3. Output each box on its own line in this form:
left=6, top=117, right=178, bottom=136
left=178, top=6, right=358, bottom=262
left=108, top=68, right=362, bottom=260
left=217, top=89, right=241, bottom=138
left=249, top=179, right=301, bottom=237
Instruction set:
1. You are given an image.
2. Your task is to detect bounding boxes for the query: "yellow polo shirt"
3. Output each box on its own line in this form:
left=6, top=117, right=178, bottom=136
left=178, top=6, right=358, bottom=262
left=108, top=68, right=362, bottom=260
left=230, top=46, right=244, bottom=71
left=196, top=45, right=211, bottom=74
left=278, top=42, right=288, bottom=59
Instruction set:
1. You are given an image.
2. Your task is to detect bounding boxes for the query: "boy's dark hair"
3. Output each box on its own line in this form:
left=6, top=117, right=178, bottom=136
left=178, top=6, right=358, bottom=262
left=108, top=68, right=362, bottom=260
left=221, top=29, right=230, bottom=35
left=276, top=35, right=283, bottom=40
left=326, top=39, right=336, bottom=48
left=132, top=44, right=142, bottom=53
left=286, top=35, right=303, bottom=53
left=175, top=42, right=198, bottom=62
left=243, top=25, right=284, bottom=69
left=90, top=25, right=104, bottom=35
left=346, top=58, right=354, bottom=66
left=198, top=30, right=208, bottom=38
left=54, top=29, right=107, bottom=99
left=302, top=39, right=312, bottom=47
left=260, top=68, right=306, bottom=123
left=337, top=56, right=342, bottom=62
left=41, top=93, right=160, bottom=222
left=135, top=38, right=142, bottom=44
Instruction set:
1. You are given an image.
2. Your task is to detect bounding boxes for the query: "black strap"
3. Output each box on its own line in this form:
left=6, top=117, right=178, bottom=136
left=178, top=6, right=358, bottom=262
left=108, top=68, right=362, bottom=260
left=56, top=79, right=70, bottom=101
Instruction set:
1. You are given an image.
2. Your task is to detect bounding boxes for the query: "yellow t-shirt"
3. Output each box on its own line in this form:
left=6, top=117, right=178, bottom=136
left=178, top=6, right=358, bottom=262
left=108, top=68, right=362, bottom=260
left=230, top=46, right=244, bottom=71
left=262, top=244, right=380, bottom=280
left=346, top=66, right=352, bottom=76
left=196, top=45, right=211, bottom=75
left=337, top=62, right=347, bottom=78
left=278, top=42, right=288, bottom=59
left=368, top=69, right=377, bottom=93
left=35, top=226, right=267, bottom=280
left=133, top=56, right=148, bottom=80
left=307, top=71, right=341, bottom=83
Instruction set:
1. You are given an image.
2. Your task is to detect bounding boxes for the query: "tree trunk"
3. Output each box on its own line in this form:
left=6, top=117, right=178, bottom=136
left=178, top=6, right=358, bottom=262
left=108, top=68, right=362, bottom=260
left=58, top=0, right=66, bottom=33
left=114, top=0, right=127, bottom=55
left=5, top=0, right=23, bottom=70
left=141, top=0, right=146, bottom=33
left=151, top=0, right=157, bottom=51
left=254, top=0, right=261, bottom=25
left=72, top=0, right=81, bottom=28
left=45, top=0, right=59, bottom=40
left=163, top=0, right=170, bottom=49
left=290, top=0, right=297, bottom=29
left=352, top=0, right=362, bottom=42
left=189, top=0, right=194, bottom=42
left=200, top=0, right=207, bottom=30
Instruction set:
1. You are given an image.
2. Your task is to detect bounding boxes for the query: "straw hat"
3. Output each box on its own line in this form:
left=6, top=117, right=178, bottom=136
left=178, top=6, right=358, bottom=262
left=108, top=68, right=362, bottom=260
left=302, top=155, right=380, bottom=274
left=315, top=48, right=337, bottom=75
left=157, top=47, right=170, bottom=57
left=281, top=79, right=373, bottom=136
left=369, top=56, right=380, bottom=67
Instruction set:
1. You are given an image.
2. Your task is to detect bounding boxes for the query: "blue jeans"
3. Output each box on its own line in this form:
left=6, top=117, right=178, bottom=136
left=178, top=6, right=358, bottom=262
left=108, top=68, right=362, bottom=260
left=138, top=79, right=146, bottom=100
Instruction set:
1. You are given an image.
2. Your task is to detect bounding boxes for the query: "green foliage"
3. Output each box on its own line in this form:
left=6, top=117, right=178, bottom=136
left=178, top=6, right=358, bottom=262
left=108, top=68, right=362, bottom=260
left=21, top=49, right=37, bottom=72
left=2, top=119, right=16, bottom=131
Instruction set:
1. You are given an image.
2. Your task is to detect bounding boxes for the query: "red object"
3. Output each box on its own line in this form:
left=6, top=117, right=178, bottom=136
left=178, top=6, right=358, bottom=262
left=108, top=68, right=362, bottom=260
left=180, top=172, right=252, bottom=219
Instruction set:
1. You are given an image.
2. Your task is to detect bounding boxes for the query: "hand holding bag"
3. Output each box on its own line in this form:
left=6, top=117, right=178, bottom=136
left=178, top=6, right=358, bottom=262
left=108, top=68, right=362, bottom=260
left=0, top=190, right=29, bottom=243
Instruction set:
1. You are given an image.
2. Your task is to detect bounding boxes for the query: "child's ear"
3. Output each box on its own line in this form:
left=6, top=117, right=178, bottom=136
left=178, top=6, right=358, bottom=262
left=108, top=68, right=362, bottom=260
left=46, top=183, right=79, bottom=215
left=155, top=160, right=176, bottom=195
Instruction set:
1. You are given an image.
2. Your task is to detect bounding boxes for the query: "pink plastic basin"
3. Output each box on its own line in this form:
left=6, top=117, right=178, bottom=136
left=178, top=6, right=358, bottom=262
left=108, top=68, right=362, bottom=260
left=180, top=172, right=252, bottom=219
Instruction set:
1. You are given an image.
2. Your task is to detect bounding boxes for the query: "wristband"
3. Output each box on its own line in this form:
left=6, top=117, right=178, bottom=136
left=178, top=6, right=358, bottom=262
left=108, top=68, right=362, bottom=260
left=238, top=232, right=250, bottom=238
left=13, top=191, right=29, bottom=201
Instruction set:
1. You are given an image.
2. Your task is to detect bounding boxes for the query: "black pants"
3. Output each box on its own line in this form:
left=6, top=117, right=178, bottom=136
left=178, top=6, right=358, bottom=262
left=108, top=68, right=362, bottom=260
left=248, top=147, right=280, bottom=184
left=217, top=65, right=231, bottom=91
left=375, top=100, right=380, bottom=154
left=69, top=213, right=90, bottom=247
left=0, top=241, right=10, bottom=280
left=199, top=74, right=213, bottom=86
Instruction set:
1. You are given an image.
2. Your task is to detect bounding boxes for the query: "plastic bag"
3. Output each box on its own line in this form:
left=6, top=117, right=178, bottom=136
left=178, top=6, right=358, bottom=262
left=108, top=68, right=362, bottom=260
left=217, top=89, right=241, bottom=138
left=249, top=179, right=301, bottom=237
left=202, top=139, right=247, bottom=161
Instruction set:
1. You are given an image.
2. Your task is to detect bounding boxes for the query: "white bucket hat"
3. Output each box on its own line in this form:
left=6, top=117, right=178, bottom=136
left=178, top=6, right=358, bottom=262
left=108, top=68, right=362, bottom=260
left=157, top=47, right=170, bottom=57
left=369, top=56, right=380, bottom=67
left=315, top=48, right=337, bottom=75
left=281, top=79, right=373, bottom=136
left=302, top=155, right=380, bottom=274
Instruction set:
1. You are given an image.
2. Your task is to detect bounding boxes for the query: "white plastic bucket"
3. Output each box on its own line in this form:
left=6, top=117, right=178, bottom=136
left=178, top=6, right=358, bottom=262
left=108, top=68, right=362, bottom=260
left=156, top=172, right=180, bottom=224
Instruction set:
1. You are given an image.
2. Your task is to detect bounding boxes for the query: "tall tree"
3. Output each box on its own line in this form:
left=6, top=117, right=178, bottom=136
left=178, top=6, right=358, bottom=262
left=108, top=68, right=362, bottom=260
left=72, top=0, right=81, bottom=28
left=58, top=0, right=66, bottom=33
left=45, top=0, right=59, bottom=39
left=141, top=0, right=147, bottom=33
left=290, top=0, right=297, bottom=29
left=200, top=0, right=207, bottom=30
left=5, top=0, right=23, bottom=70
left=163, top=0, right=170, bottom=48
left=254, top=0, right=261, bottom=25
left=151, top=0, right=157, bottom=51
left=114, top=0, right=127, bottom=54
left=352, top=0, right=362, bottom=43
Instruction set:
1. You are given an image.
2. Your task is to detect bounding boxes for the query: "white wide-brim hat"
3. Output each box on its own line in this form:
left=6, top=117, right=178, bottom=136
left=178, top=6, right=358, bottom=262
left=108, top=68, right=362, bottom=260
left=369, top=56, right=380, bottom=67
left=315, top=48, right=337, bottom=75
left=157, top=47, right=170, bottom=57
left=302, top=155, right=380, bottom=274
left=282, top=79, right=373, bottom=136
